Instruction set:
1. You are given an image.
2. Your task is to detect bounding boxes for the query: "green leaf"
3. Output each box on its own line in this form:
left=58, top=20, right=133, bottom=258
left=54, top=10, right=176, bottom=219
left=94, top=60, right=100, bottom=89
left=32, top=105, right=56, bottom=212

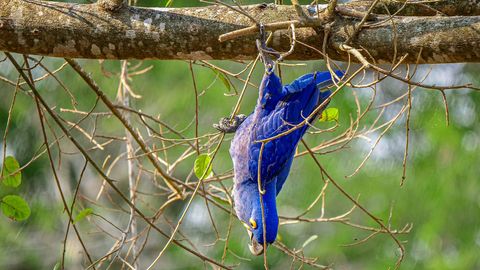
left=319, top=108, right=339, bottom=122
left=1, top=195, right=31, bottom=221
left=73, top=208, right=93, bottom=224
left=194, top=154, right=213, bottom=179
left=2, top=156, right=21, bottom=188
left=277, top=233, right=283, bottom=242
left=214, top=70, right=231, bottom=93
left=212, top=196, right=230, bottom=206
left=53, top=262, right=60, bottom=270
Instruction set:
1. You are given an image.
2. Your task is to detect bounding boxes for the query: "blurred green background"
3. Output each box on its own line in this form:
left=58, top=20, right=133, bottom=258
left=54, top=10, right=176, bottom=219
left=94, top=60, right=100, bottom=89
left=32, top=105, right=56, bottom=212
left=1, top=1, right=480, bottom=270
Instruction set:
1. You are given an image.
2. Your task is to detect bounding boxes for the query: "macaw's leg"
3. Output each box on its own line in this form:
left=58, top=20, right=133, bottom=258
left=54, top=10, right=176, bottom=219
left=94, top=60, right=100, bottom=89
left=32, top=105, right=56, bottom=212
left=256, top=24, right=280, bottom=69
left=213, top=114, right=247, bottom=133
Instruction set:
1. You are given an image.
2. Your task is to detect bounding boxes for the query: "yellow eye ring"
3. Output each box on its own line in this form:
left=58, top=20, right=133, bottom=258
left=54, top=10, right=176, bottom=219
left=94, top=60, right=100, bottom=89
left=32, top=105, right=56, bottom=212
left=249, top=218, right=257, bottom=229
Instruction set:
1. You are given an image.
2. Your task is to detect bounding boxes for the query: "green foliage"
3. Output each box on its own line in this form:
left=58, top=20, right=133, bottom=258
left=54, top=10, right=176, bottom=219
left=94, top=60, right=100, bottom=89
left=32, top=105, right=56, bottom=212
left=0, top=195, right=31, bottom=221
left=212, top=69, right=233, bottom=93
left=1, top=156, right=21, bottom=188
left=319, top=107, right=339, bottom=122
left=73, top=208, right=93, bottom=224
left=212, top=195, right=230, bottom=206
left=0, top=19, right=478, bottom=269
left=194, top=153, right=213, bottom=179
left=0, top=155, right=30, bottom=222
left=1, top=56, right=479, bottom=270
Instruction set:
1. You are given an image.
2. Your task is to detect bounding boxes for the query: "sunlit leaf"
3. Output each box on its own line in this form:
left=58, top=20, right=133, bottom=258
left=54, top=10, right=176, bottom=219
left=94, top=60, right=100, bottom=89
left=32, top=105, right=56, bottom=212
left=319, top=108, right=339, bottom=122
left=214, top=70, right=232, bottom=93
left=277, top=233, right=283, bottom=242
left=194, top=154, right=213, bottom=179
left=2, top=156, right=21, bottom=188
left=73, top=208, right=93, bottom=224
left=1, top=195, right=31, bottom=221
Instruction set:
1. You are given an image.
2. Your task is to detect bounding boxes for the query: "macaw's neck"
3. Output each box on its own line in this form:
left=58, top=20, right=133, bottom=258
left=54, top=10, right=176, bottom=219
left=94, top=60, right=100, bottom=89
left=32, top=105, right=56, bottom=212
left=253, top=180, right=279, bottom=244
left=255, top=72, right=283, bottom=115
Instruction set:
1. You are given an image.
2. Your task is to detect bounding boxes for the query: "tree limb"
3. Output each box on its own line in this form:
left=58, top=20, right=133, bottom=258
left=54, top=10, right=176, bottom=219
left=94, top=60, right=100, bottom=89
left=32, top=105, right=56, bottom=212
left=349, top=0, right=480, bottom=16
left=0, top=0, right=479, bottom=63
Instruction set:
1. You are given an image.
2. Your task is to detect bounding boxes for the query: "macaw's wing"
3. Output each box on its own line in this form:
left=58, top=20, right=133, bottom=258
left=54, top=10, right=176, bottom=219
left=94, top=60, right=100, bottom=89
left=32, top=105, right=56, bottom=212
left=248, top=71, right=340, bottom=189
left=275, top=154, right=294, bottom=195
left=248, top=104, right=304, bottom=187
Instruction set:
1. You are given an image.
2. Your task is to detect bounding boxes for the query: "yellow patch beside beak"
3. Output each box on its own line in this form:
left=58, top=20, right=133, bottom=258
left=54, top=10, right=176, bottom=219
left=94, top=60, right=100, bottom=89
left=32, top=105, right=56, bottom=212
left=249, top=218, right=257, bottom=229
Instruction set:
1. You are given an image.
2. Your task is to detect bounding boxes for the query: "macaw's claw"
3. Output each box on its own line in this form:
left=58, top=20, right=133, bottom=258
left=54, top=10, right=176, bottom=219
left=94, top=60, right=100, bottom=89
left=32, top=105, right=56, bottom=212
left=213, top=114, right=247, bottom=133
left=256, top=23, right=280, bottom=69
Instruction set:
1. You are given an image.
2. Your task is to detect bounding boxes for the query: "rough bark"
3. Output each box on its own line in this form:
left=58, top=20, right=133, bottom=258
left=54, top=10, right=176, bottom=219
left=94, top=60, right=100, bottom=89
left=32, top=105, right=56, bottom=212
left=0, top=0, right=479, bottom=63
left=350, top=0, right=480, bottom=16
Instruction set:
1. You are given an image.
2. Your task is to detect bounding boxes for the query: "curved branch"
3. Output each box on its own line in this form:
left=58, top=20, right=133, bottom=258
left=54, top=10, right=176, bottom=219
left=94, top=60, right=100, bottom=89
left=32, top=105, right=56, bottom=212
left=0, top=0, right=479, bottom=63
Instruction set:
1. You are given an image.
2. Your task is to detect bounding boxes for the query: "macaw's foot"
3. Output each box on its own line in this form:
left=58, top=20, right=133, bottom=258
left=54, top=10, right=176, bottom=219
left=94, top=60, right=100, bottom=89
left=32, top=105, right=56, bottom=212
left=256, top=24, right=280, bottom=68
left=213, top=114, right=247, bottom=133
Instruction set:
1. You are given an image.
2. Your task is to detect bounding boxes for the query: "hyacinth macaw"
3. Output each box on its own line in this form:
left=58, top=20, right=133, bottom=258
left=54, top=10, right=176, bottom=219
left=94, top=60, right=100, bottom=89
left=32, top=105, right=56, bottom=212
left=218, top=67, right=342, bottom=255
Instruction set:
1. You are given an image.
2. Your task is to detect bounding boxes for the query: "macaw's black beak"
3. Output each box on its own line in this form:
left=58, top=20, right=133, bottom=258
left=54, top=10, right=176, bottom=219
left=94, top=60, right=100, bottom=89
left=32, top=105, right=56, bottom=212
left=248, top=230, right=265, bottom=256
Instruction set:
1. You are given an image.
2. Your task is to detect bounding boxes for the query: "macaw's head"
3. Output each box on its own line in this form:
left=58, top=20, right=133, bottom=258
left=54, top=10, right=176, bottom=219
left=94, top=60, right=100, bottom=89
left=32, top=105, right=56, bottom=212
left=238, top=181, right=279, bottom=256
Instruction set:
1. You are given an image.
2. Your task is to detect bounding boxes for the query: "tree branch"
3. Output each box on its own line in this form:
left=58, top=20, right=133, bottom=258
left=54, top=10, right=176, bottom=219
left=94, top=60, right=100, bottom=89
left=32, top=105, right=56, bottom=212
left=349, top=0, right=480, bottom=16
left=0, top=0, right=479, bottom=63
left=97, top=0, right=127, bottom=12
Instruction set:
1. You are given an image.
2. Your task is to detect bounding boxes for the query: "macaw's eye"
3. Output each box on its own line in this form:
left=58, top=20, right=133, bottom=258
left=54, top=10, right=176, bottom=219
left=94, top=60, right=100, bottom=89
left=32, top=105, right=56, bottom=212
left=249, top=218, right=257, bottom=229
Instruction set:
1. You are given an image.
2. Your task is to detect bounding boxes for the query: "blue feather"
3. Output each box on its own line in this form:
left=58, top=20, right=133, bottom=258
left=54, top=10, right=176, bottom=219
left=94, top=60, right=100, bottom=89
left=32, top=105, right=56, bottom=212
left=230, top=70, right=342, bottom=250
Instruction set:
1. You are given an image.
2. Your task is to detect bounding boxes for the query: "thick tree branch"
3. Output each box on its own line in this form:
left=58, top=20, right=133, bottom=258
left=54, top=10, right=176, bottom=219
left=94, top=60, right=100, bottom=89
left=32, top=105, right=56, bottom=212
left=350, top=0, right=480, bottom=16
left=0, top=0, right=479, bottom=63
left=97, top=0, right=126, bottom=11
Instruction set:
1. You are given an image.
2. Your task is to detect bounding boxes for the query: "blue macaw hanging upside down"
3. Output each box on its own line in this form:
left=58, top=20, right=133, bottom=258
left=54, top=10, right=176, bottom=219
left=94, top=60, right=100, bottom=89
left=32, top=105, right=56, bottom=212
left=215, top=32, right=343, bottom=255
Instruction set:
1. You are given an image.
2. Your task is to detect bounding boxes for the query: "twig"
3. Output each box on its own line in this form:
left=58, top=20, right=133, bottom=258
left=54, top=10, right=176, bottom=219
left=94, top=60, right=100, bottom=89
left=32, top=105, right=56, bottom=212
left=301, top=140, right=406, bottom=269
left=345, top=0, right=381, bottom=44
left=6, top=53, right=233, bottom=270
left=146, top=134, right=226, bottom=269
left=65, top=58, right=183, bottom=198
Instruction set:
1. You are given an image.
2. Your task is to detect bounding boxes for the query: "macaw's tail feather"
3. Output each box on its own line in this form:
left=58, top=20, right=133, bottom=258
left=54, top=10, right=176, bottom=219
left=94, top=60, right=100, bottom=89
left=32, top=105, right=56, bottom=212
left=280, top=69, right=343, bottom=128
left=313, top=70, right=344, bottom=87
left=316, top=70, right=344, bottom=91
left=284, top=70, right=344, bottom=94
